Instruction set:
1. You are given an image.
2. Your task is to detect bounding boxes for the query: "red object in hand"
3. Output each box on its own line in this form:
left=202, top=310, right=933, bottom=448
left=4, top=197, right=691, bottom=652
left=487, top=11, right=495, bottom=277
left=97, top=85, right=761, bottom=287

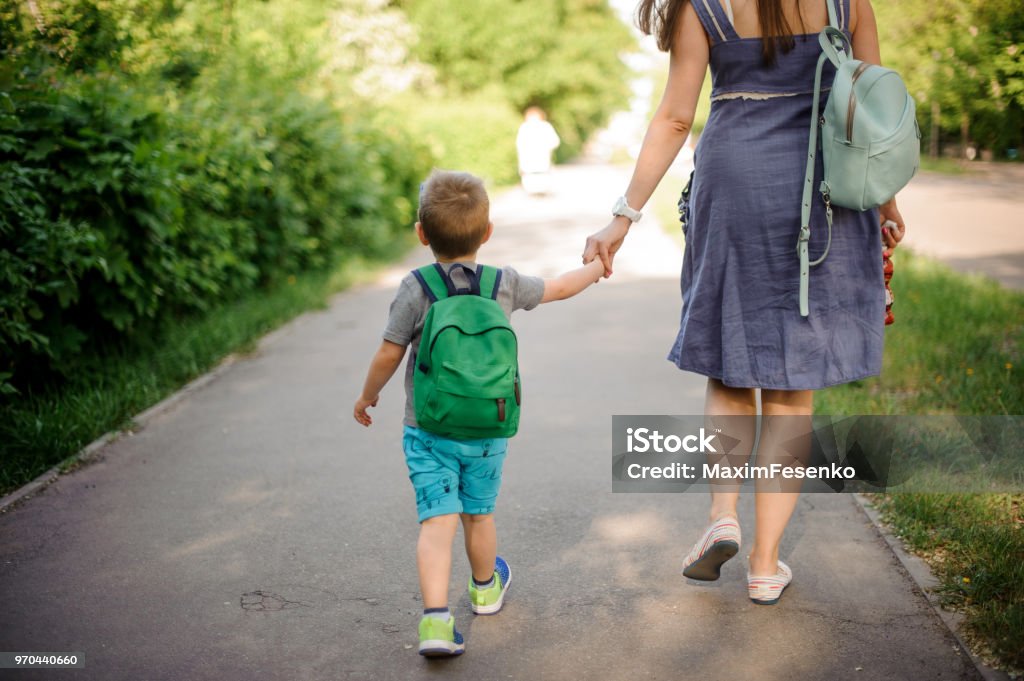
left=883, top=248, right=895, bottom=325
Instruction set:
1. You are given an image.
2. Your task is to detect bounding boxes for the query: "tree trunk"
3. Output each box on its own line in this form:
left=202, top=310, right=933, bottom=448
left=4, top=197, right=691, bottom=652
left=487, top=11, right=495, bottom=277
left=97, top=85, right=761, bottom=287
left=960, top=112, right=970, bottom=159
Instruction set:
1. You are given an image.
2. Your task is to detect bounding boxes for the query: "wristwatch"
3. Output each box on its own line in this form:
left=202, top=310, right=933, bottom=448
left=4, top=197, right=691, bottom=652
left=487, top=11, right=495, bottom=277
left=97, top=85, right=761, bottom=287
left=612, top=196, right=642, bottom=223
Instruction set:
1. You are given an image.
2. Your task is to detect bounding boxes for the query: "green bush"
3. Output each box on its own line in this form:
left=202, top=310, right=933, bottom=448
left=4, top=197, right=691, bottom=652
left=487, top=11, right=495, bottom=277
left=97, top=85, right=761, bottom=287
left=1, top=69, right=183, bottom=383
left=0, top=58, right=429, bottom=394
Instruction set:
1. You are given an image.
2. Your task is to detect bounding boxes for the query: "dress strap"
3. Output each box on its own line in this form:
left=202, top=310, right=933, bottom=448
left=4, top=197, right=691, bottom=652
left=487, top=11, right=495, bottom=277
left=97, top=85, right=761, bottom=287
left=691, top=0, right=741, bottom=45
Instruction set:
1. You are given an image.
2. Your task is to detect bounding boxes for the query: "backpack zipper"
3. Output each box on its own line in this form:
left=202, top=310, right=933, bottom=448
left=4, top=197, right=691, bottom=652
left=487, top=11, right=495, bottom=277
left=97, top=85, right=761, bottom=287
left=846, top=62, right=871, bottom=144
left=426, top=325, right=517, bottom=361
left=420, top=325, right=518, bottom=374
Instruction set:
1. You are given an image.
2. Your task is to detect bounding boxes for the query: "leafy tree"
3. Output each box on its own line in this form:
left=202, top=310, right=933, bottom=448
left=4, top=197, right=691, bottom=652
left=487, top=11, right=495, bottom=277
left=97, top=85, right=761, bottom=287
left=875, top=0, right=1024, bottom=157
left=395, top=0, right=633, bottom=158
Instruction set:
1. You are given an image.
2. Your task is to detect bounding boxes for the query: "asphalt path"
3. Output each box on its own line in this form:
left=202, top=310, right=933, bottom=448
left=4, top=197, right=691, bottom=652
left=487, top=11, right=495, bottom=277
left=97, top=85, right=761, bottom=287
left=898, top=163, right=1024, bottom=290
left=0, top=163, right=987, bottom=681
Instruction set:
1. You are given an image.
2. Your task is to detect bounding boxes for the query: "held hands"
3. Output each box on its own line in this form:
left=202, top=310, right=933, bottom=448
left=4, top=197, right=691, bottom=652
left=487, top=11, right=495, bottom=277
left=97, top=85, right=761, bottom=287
left=879, top=198, right=906, bottom=251
left=353, top=394, right=379, bottom=427
left=582, top=216, right=631, bottom=277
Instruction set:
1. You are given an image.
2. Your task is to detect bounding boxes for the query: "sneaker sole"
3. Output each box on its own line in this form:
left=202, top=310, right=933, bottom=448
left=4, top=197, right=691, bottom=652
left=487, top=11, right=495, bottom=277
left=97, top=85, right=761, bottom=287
left=471, top=566, right=512, bottom=615
left=419, top=640, right=465, bottom=657
left=682, top=540, right=739, bottom=581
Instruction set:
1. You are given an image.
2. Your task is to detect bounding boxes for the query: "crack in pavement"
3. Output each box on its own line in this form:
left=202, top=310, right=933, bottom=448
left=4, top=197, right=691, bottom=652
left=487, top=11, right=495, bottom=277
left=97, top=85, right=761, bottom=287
left=354, top=618, right=401, bottom=634
left=240, top=590, right=312, bottom=612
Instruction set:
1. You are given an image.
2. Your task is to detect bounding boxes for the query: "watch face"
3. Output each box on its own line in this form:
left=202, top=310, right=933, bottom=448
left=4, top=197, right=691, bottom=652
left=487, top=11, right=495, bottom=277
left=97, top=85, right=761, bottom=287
left=613, top=197, right=638, bottom=221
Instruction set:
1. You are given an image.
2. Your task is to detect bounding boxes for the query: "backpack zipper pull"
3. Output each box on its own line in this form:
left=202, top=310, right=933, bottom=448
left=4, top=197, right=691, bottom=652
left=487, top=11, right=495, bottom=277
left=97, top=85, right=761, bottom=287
left=497, top=398, right=506, bottom=422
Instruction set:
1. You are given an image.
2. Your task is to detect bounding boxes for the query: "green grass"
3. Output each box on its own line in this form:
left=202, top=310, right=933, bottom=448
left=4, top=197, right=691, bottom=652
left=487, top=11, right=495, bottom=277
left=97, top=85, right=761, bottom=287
left=819, top=253, right=1024, bottom=674
left=918, top=157, right=971, bottom=175
left=815, top=250, right=1022, bottom=415
left=873, top=494, right=1024, bottom=672
left=918, top=156, right=1024, bottom=175
left=0, top=245, right=412, bottom=497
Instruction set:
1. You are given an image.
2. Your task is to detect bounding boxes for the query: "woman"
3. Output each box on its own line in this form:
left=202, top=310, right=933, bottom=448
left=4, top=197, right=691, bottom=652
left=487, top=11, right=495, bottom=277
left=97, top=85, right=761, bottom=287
left=583, top=0, right=906, bottom=604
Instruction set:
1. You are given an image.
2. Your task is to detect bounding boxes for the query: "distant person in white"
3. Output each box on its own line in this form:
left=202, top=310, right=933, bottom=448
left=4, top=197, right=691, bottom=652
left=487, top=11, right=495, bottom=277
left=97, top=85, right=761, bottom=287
left=516, top=107, right=560, bottom=195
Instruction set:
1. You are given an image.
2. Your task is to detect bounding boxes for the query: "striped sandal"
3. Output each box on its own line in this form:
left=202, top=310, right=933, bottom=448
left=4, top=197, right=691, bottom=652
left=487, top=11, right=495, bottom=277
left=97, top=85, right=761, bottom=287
left=682, top=515, right=741, bottom=581
left=747, top=560, right=793, bottom=605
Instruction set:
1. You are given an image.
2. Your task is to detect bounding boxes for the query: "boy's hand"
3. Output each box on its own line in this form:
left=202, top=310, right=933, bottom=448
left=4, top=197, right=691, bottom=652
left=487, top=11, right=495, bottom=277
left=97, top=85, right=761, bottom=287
left=583, top=217, right=631, bottom=278
left=353, top=395, right=379, bottom=427
left=354, top=340, right=406, bottom=428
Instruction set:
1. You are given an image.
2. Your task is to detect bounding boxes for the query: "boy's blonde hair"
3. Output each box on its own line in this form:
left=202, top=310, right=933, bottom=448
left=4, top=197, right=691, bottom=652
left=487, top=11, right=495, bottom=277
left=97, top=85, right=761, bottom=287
left=418, top=170, right=490, bottom=259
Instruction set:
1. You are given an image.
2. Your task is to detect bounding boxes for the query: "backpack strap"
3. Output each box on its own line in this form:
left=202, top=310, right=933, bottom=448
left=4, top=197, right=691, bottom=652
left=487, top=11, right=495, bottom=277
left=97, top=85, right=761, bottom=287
left=826, top=0, right=840, bottom=31
left=797, top=9, right=853, bottom=318
left=797, top=38, right=835, bottom=318
left=477, top=265, right=501, bottom=301
left=828, top=0, right=851, bottom=33
left=412, top=264, right=450, bottom=303
left=413, top=263, right=501, bottom=302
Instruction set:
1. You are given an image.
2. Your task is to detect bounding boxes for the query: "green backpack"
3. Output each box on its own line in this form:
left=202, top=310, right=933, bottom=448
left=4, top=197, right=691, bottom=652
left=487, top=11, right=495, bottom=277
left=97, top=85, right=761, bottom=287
left=412, top=263, right=521, bottom=440
left=797, top=0, right=921, bottom=317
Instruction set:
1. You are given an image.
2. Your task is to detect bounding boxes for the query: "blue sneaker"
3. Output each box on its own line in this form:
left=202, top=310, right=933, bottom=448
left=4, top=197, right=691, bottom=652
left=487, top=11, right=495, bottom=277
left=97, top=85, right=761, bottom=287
left=418, top=615, right=465, bottom=657
left=468, top=556, right=511, bottom=615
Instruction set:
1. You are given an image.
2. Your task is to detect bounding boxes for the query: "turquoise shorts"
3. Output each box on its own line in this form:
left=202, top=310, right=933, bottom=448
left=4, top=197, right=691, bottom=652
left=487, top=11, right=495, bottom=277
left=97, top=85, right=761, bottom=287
left=403, top=425, right=508, bottom=523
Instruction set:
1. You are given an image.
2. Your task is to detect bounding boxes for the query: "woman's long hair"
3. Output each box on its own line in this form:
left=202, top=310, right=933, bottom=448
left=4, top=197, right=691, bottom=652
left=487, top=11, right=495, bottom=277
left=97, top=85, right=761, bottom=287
left=636, top=0, right=801, bottom=65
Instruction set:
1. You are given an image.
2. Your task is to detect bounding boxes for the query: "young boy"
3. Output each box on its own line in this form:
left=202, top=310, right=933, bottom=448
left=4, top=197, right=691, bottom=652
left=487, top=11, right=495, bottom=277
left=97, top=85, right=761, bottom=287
left=353, top=169, right=605, bottom=657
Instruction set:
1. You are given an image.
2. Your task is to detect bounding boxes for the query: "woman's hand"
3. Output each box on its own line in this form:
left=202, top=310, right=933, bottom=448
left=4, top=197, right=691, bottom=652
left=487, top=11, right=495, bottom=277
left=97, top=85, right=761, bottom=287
left=879, top=197, right=906, bottom=250
left=583, top=216, right=632, bottom=278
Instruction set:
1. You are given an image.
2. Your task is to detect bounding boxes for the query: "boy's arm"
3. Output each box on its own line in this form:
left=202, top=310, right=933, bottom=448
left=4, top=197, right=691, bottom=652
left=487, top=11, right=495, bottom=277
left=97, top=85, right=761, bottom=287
left=540, top=260, right=605, bottom=304
left=353, top=340, right=407, bottom=427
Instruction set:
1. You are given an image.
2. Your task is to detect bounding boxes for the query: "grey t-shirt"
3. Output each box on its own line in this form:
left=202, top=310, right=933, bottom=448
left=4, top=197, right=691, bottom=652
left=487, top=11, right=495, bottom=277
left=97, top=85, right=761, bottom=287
left=382, top=261, right=545, bottom=427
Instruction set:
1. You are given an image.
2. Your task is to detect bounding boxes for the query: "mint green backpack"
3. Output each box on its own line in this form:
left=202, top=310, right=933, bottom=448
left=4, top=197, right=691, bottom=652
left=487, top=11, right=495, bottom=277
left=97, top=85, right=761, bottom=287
left=412, top=263, right=521, bottom=440
left=797, top=0, right=921, bottom=317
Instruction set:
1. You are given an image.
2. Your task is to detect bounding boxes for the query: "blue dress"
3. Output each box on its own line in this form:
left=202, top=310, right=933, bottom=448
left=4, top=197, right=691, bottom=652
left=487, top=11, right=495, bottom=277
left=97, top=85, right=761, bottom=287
left=668, top=0, right=885, bottom=390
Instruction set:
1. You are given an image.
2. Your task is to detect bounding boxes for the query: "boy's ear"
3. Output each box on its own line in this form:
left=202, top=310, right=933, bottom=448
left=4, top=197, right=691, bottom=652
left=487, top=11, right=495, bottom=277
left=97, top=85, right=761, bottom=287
left=415, top=222, right=430, bottom=246
left=480, top=221, right=494, bottom=245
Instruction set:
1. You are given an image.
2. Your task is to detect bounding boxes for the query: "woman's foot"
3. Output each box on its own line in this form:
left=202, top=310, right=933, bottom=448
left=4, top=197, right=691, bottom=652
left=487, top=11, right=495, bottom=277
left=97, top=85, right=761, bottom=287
left=747, top=560, right=793, bottom=605
left=682, top=515, right=741, bottom=581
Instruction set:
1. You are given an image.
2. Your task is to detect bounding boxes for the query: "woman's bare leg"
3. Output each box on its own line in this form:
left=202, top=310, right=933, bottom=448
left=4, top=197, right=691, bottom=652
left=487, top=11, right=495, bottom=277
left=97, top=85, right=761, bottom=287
left=704, top=378, right=757, bottom=522
left=748, top=388, right=813, bottom=575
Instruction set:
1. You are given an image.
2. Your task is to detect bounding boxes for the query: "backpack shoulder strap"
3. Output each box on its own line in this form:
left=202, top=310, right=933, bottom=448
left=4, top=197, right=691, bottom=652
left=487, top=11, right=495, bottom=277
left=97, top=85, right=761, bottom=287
left=412, top=264, right=451, bottom=303
left=796, top=47, right=837, bottom=319
left=825, top=0, right=840, bottom=30
left=415, top=263, right=502, bottom=302
left=828, top=0, right=851, bottom=32
left=477, top=265, right=502, bottom=301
